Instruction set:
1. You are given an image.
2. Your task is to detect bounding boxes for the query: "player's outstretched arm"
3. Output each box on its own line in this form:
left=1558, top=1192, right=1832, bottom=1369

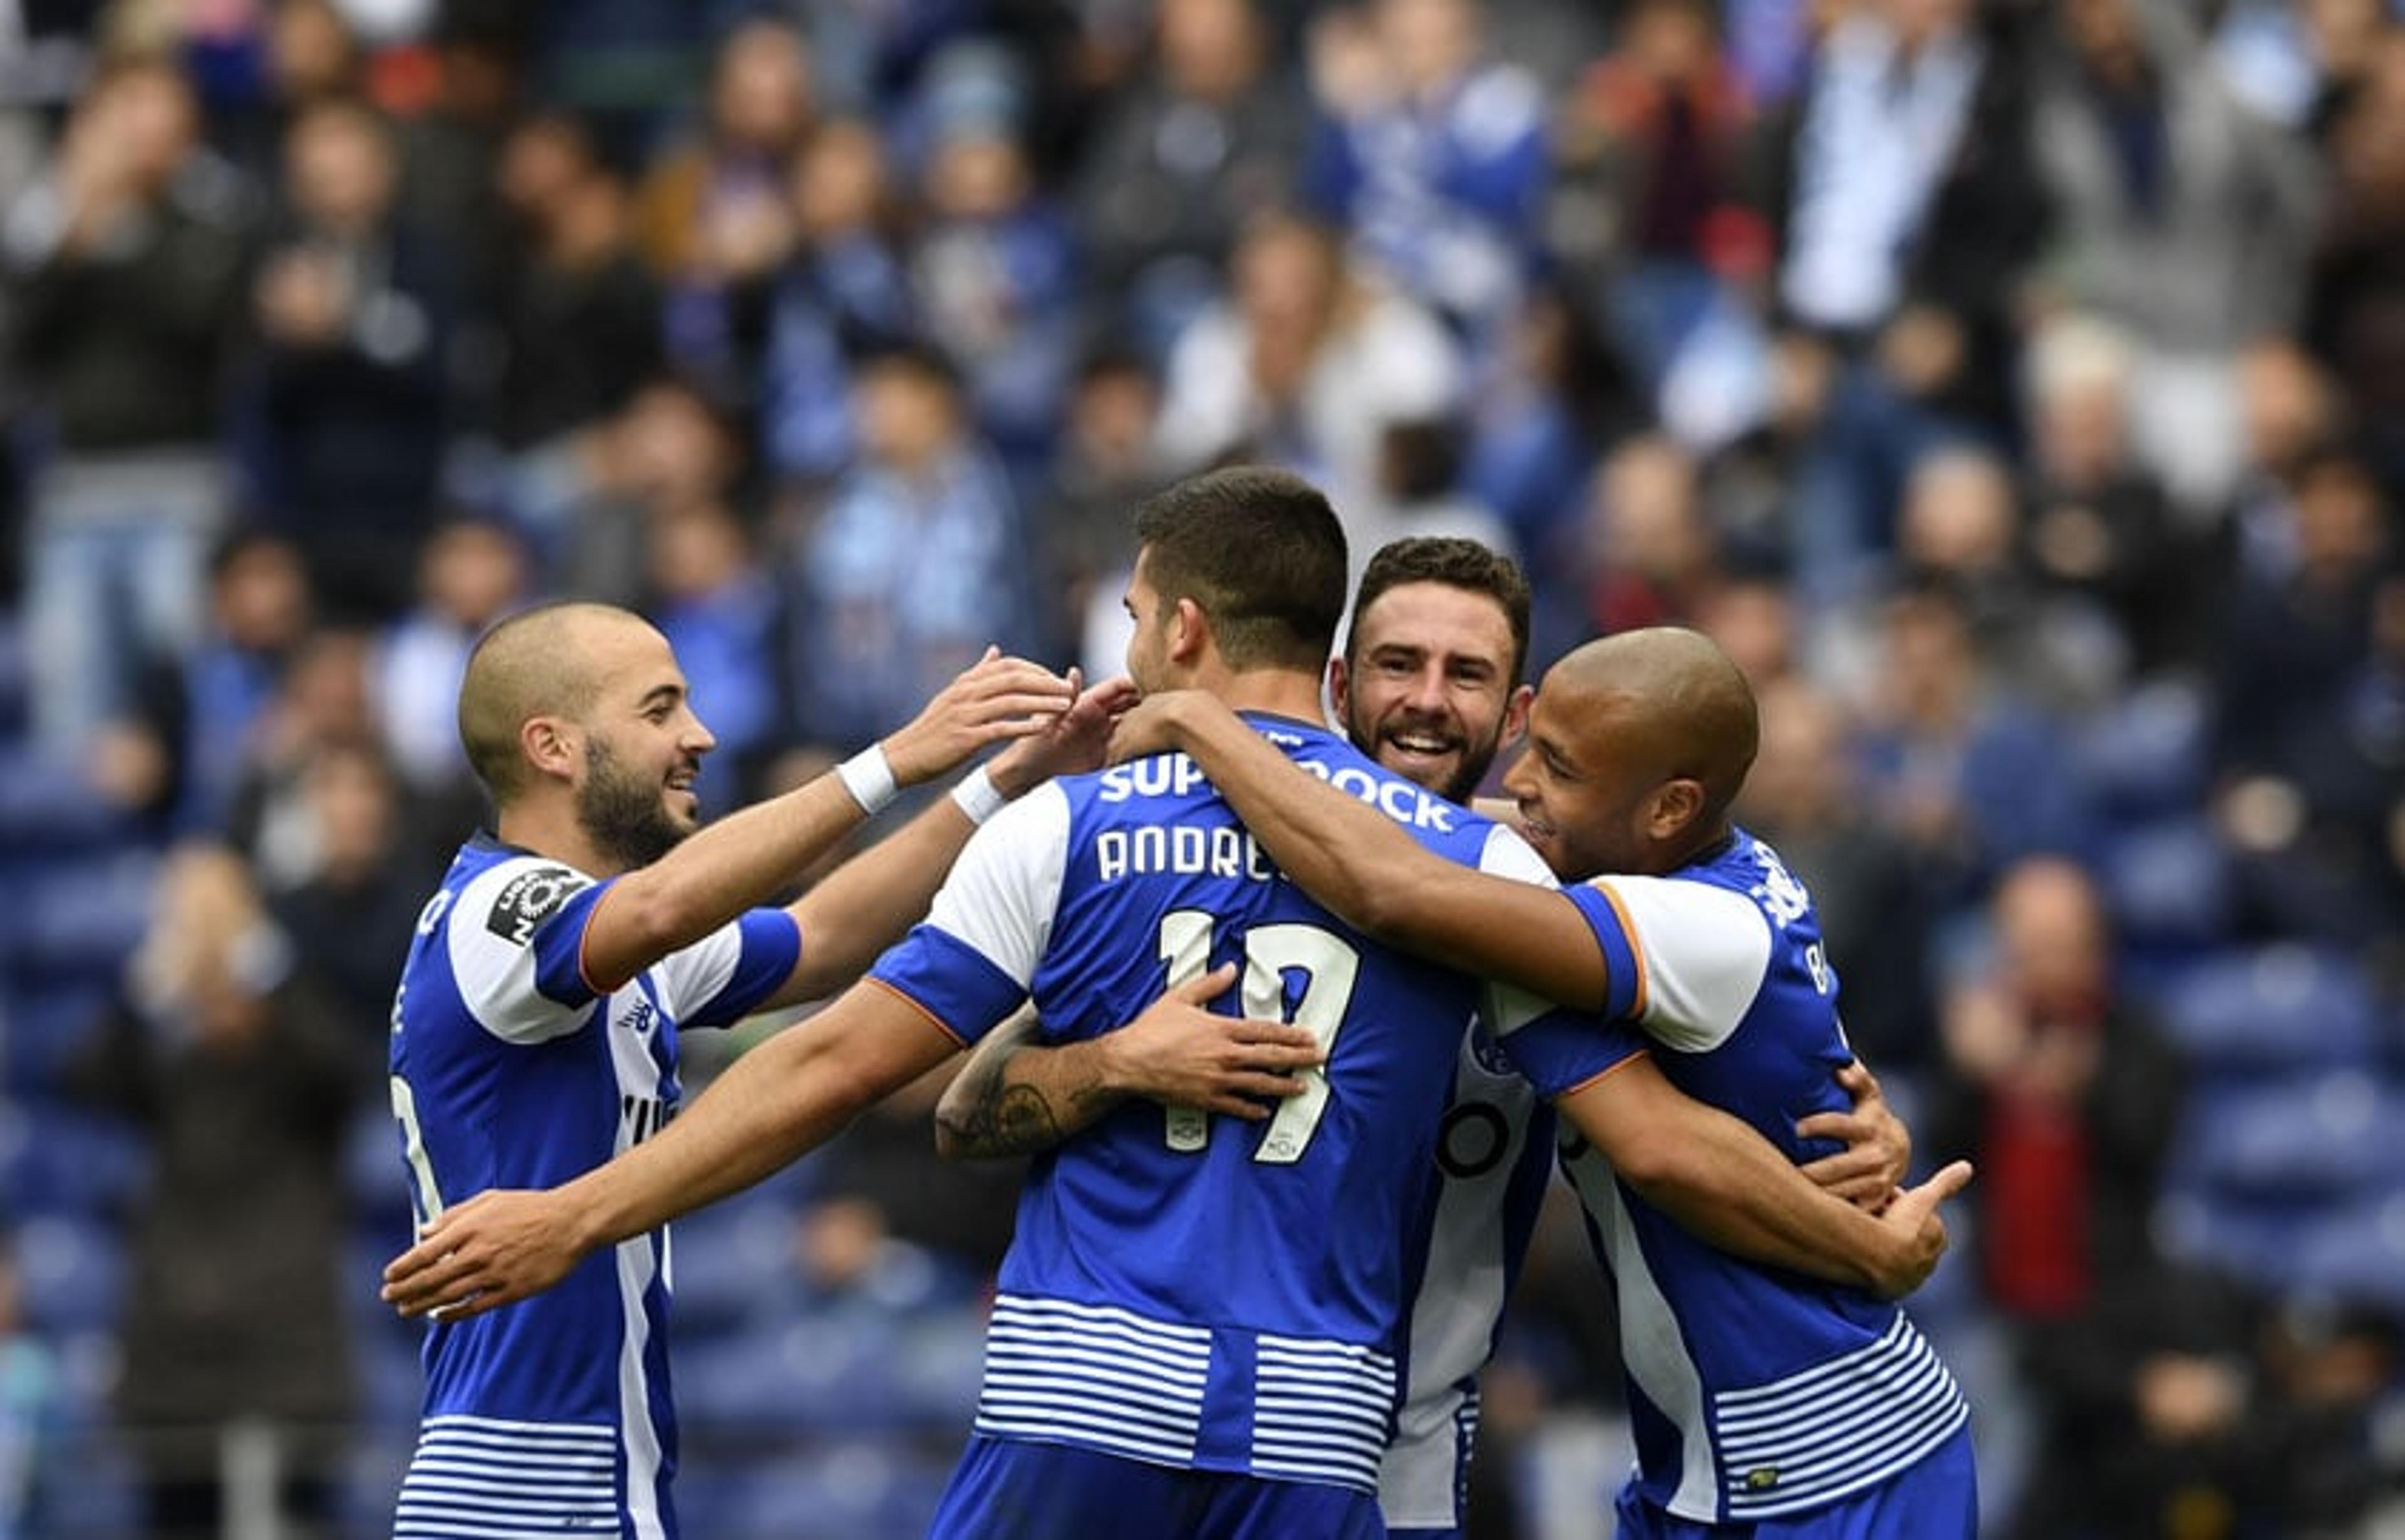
left=933, top=966, right=1321, bottom=1159
left=1112, top=691, right=1610, bottom=1011
left=1563, top=1055, right=1971, bottom=1299
left=381, top=982, right=959, bottom=1320
left=585, top=648, right=1077, bottom=992
left=767, top=673, right=1139, bottom=1007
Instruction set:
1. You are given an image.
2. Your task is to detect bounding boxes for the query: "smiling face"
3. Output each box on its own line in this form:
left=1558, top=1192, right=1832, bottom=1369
left=1501, top=681, right=1664, bottom=880
left=562, top=618, right=716, bottom=871
left=1333, top=580, right=1528, bottom=801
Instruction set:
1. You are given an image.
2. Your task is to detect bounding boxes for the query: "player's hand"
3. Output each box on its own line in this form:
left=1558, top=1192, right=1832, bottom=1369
left=1105, top=688, right=1219, bottom=764
left=381, top=1189, right=589, bottom=1322
left=1101, top=964, right=1323, bottom=1119
left=884, top=647, right=1078, bottom=786
left=1797, top=1060, right=1911, bottom=1213
left=1864, top=1159, right=1973, bottom=1300
left=988, top=671, right=1140, bottom=796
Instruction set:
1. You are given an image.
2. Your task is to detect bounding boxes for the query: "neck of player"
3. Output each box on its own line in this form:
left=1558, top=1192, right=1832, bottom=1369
left=1208, top=668, right=1329, bottom=729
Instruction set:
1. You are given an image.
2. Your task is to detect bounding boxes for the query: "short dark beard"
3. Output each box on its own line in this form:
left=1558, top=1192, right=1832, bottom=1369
left=576, top=735, right=690, bottom=871
left=1348, top=706, right=1501, bottom=805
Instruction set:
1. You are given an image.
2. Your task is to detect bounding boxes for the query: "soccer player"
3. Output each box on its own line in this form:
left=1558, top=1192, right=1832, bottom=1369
left=383, top=472, right=1950, bottom=1539
left=1112, top=626, right=1980, bottom=1534
left=932, top=536, right=1913, bottom=1540
left=385, top=601, right=1095, bottom=1539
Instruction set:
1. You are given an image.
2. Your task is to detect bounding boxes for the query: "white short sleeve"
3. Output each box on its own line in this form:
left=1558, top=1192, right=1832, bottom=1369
left=1591, top=876, right=1775, bottom=1053
left=922, top=781, right=1073, bottom=987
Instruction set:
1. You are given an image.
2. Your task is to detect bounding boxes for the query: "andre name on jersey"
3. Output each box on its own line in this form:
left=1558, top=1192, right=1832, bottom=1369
left=1091, top=736, right=1459, bottom=886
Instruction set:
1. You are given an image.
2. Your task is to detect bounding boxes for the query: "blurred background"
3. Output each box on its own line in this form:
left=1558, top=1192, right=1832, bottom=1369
left=0, top=0, right=2399, bottom=1534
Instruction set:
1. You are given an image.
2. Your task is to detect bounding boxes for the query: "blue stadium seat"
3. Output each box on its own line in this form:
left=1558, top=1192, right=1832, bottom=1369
left=2097, top=816, right=2233, bottom=948
left=2172, top=1070, right=2403, bottom=1201
left=12, top=1212, right=126, bottom=1334
left=2071, top=678, right=2210, bottom=819
left=2153, top=1187, right=2307, bottom=1294
left=2285, top=1191, right=2405, bottom=1311
left=678, top=1310, right=908, bottom=1432
left=2151, top=943, right=2379, bottom=1072
left=0, top=979, right=111, bottom=1097
left=11, top=849, right=160, bottom=987
left=0, top=747, right=137, bottom=861
left=884, top=1309, right=990, bottom=1427
left=0, top=1100, right=152, bottom=1217
left=665, top=1190, right=807, bottom=1340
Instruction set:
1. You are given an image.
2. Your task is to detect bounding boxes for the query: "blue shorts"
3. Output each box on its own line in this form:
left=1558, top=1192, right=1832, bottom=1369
left=1386, top=1527, right=1461, bottom=1540
left=1614, top=1426, right=1977, bottom=1539
left=929, top=1435, right=1385, bottom=1540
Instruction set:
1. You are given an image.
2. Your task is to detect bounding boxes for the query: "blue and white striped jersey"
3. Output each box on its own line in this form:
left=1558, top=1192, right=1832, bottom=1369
left=1502, top=829, right=1968, bottom=1524
left=1382, top=1028, right=1554, bottom=1531
left=869, top=714, right=1559, bottom=1497
left=386, top=834, right=800, bottom=1539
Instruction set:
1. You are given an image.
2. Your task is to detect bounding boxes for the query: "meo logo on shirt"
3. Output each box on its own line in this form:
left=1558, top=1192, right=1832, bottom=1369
left=486, top=866, right=589, bottom=946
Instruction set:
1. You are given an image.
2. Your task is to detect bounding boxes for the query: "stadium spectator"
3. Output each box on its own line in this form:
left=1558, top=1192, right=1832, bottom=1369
left=2017, top=314, right=2206, bottom=678
left=906, top=54, right=1079, bottom=464
left=758, top=117, right=911, bottom=488
left=636, top=16, right=817, bottom=288
left=125, top=526, right=316, bottom=837
left=1928, top=856, right=2186, bottom=1322
left=1072, top=0, right=1308, bottom=348
left=1459, top=281, right=1636, bottom=584
left=1544, top=432, right=1722, bottom=661
left=1848, top=576, right=2096, bottom=908
left=1303, top=0, right=1549, bottom=344
left=648, top=498, right=786, bottom=812
left=225, top=626, right=381, bottom=889
left=264, top=733, right=434, bottom=1027
left=1552, top=0, right=1762, bottom=390
left=2029, top=0, right=2325, bottom=514
left=66, top=842, right=370, bottom=1539
left=2210, top=447, right=2404, bottom=952
left=476, top=110, right=663, bottom=457
left=1738, top=676, right=1937, bottom=1071
left=247, top=96, right=452, bottom=619
left=1155, top=208, right=1464, bottom=536
left=5, top=55, right=250, bottom=760
left=1042, top=346, right=1171, bottom=669
left=371, top=514, right=529, bottom=799
left=786, top=343, right=1040, bottom=750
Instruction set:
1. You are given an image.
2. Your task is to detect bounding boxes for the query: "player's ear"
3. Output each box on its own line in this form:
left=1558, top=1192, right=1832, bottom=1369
left=1647, top=777, right=1704, bottom=841
left=1327, top=655, right=1352, bottom=718
left=1501, top=683, right=1534, bottom=747
left=521, top=716, right=579, bottom=783
left=1168, top=596, right=1209, bottom=664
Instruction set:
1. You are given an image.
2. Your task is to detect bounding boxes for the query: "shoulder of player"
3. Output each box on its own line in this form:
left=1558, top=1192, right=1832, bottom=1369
left=449, top=852, right=603, bottom=949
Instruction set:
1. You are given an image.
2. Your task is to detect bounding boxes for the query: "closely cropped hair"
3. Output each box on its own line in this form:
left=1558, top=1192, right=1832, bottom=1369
left=1347, top=537, right=1533, bottom=685
left=1132, top=467, right=1348, bottom=672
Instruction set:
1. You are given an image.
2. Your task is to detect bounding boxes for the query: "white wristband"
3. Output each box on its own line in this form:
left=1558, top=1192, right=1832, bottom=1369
left=835, top=743, right=897, bottom=815
left=950, top=766, right=1010, bottom=825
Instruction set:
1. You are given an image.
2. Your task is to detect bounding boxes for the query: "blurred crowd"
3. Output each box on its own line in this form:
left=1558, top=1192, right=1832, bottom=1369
left=0, top=0, right=2402, bottom=1533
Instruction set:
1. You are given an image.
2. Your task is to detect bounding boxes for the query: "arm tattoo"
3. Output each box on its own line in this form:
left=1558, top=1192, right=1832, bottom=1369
left=949, top=1081, right=1066, bottom=1159
left=937, top=1048, right=1117, bottom=1159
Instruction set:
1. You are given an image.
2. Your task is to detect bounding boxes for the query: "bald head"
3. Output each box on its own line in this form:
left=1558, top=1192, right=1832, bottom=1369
left=1551, top=627, right=1760, bottom=827
left=458, top=602, right=651, bottom=801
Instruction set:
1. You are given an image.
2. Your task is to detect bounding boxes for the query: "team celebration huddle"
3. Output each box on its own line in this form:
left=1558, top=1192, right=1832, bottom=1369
left=378, top=465, right=1975, bottom=1539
